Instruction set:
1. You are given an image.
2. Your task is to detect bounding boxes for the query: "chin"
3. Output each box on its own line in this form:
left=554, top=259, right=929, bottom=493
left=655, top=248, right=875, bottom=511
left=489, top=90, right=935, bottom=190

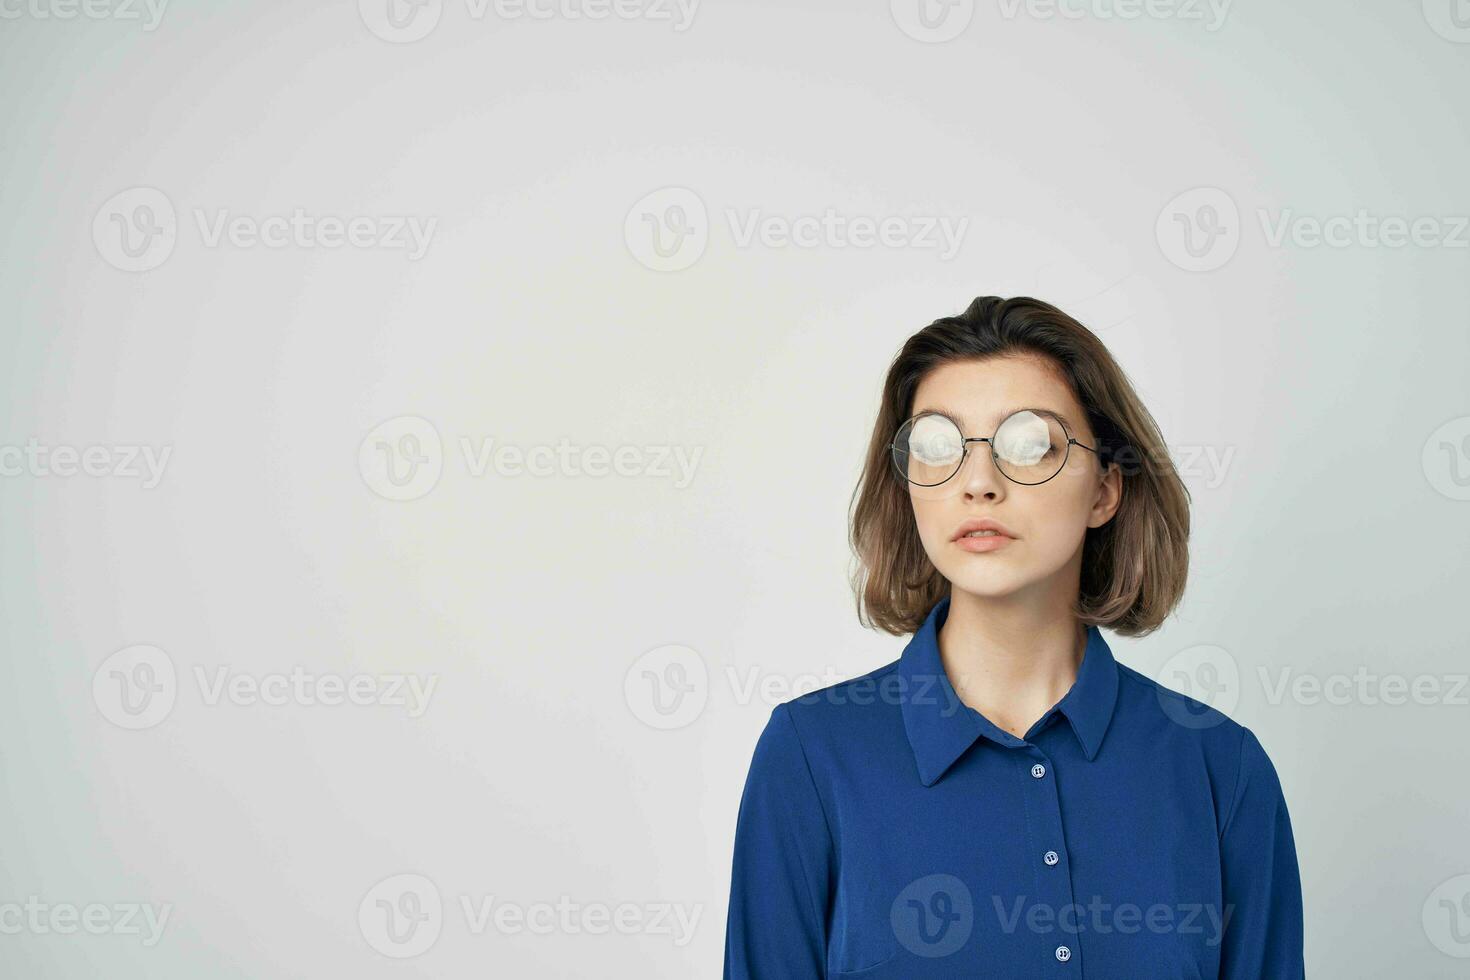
left=940, top=564, right=1031, bottom=600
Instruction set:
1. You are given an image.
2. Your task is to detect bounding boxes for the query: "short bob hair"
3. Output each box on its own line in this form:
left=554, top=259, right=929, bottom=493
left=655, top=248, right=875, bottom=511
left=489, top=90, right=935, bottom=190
left=849, top=296, right=1190, bottom=638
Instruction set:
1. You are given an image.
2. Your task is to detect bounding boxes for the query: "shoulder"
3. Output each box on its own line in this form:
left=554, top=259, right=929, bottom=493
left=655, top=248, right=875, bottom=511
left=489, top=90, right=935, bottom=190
left=1115, top=659, right=1250, bottom=743
left=741, top=659, right=909, bottom=778
left=776, top=658, right=908, bottom=736
left=1114, top=662, right=1287, bottom=827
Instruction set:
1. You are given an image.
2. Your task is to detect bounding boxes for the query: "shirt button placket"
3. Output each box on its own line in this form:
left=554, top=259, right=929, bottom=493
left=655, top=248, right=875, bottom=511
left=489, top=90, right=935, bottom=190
left=1023, top=749, right=1080, bottom=970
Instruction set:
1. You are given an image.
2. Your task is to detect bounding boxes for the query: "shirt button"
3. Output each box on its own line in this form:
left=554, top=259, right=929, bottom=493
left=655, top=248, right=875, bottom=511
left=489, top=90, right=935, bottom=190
left=1031, top=763, right=1047, bottom=779
left=1044, top=850, right=1060, bottom=866
left=1055, top=945, right=1072, bottom=962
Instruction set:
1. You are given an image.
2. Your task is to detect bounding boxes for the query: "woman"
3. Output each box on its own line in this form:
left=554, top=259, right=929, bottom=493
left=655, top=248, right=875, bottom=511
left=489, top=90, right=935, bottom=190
left=723, top=297, right=1304, bottom=978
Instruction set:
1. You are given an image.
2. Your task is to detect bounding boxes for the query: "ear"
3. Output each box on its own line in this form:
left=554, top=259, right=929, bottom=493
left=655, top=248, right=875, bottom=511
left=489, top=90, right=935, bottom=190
left=1090, top=461, right=1123, bottom=528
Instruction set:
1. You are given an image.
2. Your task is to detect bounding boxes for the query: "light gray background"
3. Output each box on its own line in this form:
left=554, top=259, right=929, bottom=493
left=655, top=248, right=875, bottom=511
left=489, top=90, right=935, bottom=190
left=2, top=0, right=1468, bottom=976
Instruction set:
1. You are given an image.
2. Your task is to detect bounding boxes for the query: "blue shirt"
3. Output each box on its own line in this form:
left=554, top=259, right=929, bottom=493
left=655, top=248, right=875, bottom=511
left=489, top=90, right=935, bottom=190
left=723, top=596, right=1304, bottom=978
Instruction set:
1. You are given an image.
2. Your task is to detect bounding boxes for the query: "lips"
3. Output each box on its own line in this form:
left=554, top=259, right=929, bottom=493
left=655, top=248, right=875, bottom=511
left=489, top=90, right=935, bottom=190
left=950, top=518, right=1017, bottom=542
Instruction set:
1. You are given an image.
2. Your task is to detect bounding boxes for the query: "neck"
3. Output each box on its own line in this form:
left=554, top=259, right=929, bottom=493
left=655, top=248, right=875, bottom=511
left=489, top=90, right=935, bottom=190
left=937, top=586, right=1088, bottom=739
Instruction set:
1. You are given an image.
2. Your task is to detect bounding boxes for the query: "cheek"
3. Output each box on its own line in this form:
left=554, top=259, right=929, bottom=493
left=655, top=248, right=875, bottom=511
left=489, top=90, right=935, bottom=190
left=1025, top=488, right=1095, bottom=555
left=907, top=492, right=950, bottom=551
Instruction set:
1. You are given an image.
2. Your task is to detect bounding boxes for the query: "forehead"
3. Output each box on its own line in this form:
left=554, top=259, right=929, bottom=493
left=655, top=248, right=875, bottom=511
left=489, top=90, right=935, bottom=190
left=910, top=355, right=1085, bottom=432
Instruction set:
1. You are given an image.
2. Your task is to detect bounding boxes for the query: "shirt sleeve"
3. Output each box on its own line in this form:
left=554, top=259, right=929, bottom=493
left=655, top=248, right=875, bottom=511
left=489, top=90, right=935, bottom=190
left=1217, top=726, right=1305, bottom=978
left=723, top=702, right=834, bottom=980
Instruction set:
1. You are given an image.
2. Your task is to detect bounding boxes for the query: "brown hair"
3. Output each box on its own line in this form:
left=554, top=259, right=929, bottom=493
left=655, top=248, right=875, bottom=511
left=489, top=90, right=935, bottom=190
left=848, top=296, right=1191, bottom=638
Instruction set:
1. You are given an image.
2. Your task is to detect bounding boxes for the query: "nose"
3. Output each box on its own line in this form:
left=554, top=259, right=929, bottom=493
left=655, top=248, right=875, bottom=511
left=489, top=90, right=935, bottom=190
left=958, top=442, right=1007, bottom=501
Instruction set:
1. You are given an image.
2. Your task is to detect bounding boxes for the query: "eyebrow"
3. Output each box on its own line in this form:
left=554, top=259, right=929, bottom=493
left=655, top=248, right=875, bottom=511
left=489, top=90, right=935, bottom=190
left=914, top=404, right=1079, bottom=433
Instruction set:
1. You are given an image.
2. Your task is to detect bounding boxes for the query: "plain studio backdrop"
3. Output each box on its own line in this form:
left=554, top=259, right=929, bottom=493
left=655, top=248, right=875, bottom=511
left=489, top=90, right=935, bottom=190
left=2, top=1, right=1468, bottom=976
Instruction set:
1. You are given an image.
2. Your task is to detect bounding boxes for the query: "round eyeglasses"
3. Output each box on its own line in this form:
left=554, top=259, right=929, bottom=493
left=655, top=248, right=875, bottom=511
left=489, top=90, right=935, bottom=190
left=890, top=409, right=1102, bottom=487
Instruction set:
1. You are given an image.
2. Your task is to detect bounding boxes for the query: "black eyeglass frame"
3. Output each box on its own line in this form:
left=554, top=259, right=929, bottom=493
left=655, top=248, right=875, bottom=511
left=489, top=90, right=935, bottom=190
left=889, top=408, right=1106, bottom=488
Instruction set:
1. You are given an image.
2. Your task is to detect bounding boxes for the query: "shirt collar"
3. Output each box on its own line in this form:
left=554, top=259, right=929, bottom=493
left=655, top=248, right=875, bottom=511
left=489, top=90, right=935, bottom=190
left=897, top=595, right=1120, bottom=786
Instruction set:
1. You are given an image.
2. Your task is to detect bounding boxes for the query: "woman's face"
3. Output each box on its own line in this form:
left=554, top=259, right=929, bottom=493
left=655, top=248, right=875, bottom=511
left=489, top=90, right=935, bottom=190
left=904, top=355, right=1122, bottom=602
